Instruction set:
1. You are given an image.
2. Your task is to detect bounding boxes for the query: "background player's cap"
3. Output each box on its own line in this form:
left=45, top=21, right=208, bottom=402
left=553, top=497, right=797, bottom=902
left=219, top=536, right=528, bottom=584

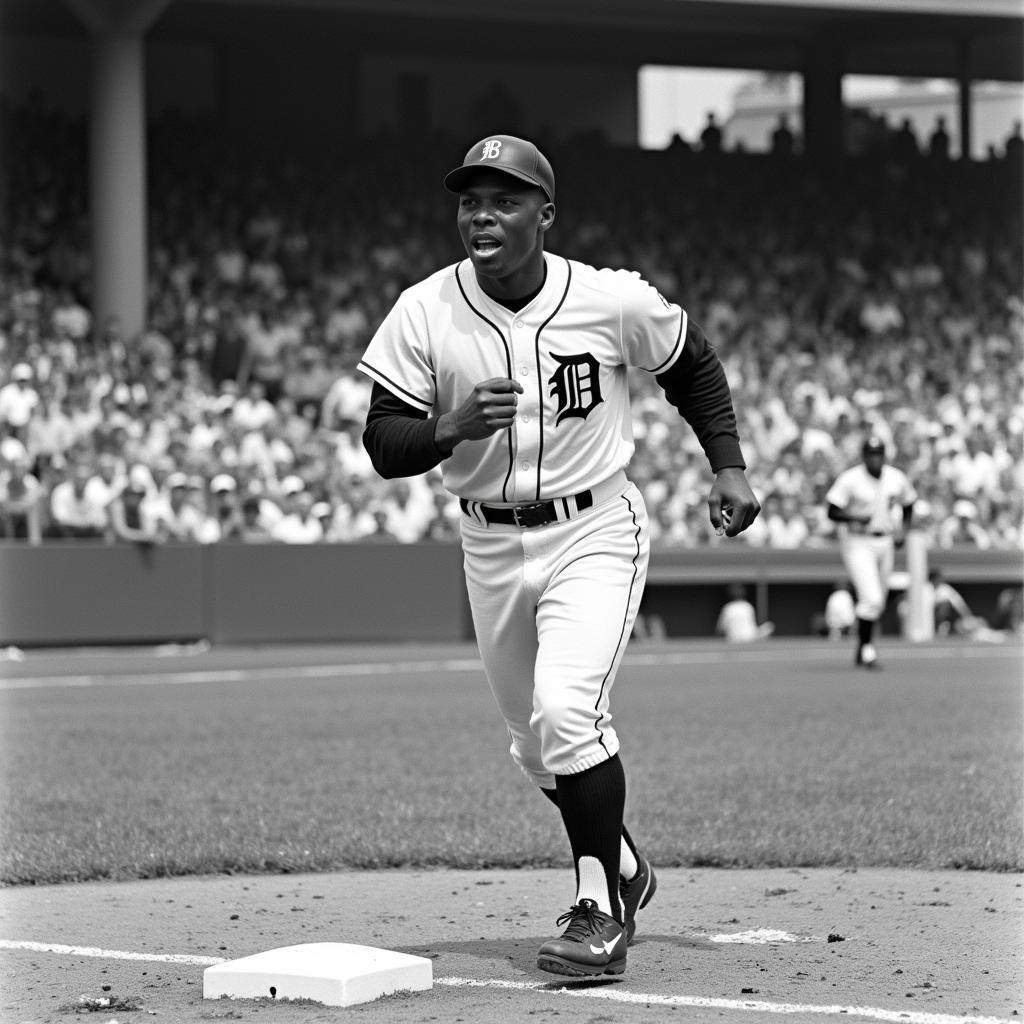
left=444, top=135, right=555, bottom=202
left=862, top=435, right=886, bottom=456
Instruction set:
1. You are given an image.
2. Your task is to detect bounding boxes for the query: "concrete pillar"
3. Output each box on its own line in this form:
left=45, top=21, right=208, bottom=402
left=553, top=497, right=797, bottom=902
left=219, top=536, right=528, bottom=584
left=802, top=39, right=845, bottom=174
left=958, top=39, right=973, bottom=161
left=62, top=0, right=171, bottom=341
left=89, top=32, right=147, bottom=340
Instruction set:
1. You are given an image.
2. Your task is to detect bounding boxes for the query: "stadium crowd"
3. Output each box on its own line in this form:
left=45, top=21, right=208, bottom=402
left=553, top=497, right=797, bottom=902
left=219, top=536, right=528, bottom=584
left=1, top=99, right=1021, bottom=550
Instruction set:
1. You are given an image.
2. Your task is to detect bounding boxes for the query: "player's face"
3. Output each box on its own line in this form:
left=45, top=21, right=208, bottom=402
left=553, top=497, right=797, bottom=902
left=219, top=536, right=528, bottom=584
left=456, top=172, right=554, bottom=297
left=863, top=451, right=885, bottom=476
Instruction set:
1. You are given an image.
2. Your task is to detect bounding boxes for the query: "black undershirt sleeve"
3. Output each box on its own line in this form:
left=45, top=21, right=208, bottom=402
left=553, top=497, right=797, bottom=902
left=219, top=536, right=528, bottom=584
left=362, top=318, right=745, bottom=480
left=655, top=319, right=746, bottom=472
left=362, top=382, right=452, bottom=479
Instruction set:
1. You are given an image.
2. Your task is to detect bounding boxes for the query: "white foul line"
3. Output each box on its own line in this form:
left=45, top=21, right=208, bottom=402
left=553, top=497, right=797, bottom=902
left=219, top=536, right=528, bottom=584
left=434, top=977, right=1016, bottom=1024
left=0, top=941, right=1015, bottom=1024
left=0, top=644, right=1017, bottom=690
left=0, top=939, right=223, bottom=966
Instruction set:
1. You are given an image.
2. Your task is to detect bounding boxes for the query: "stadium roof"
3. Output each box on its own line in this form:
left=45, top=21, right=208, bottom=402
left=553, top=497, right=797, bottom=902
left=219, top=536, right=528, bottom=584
left=6, top=0, right=1022, bottom=81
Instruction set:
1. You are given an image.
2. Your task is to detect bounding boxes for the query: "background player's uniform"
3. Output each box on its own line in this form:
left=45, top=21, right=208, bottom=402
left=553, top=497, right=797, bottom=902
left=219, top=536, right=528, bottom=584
left=825, top=461, right=917, bottom=634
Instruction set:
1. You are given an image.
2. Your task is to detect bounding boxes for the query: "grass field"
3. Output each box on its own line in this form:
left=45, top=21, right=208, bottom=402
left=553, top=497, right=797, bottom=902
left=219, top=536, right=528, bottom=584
left=0, top=640, right=1020, bottom=885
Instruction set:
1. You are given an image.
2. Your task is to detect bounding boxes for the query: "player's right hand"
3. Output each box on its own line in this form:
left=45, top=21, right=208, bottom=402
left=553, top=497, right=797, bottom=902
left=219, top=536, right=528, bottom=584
left=443, top=378, right=524, bottom=443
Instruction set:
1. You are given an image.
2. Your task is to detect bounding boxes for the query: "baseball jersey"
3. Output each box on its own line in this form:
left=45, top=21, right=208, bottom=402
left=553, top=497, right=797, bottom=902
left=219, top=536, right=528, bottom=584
left=825, top=464, right=917, bottom=534
left=358, top=253, right=687, bottom=503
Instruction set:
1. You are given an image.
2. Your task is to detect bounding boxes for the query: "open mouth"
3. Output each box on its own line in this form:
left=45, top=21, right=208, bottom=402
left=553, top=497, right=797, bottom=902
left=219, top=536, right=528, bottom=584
left=472, top=235, right=502, bottom=255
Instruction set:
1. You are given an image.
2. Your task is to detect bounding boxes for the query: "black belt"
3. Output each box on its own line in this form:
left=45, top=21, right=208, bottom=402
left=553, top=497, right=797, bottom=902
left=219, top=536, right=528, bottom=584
left=461, top=489, right=594, bottom=528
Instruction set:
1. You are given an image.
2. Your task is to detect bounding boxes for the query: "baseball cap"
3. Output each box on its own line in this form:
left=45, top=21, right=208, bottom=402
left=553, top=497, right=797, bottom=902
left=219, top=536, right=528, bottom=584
left=166, top=472, right=189, bottom=490
left=861, top=436, right=886, bottom=456
left=210, top=473, right=237, bottom=493
left=11, top=363, right=32, bottom=381
left=444, top=135, right=555, bottom=202
left=280, top=474, right=304, bottom=495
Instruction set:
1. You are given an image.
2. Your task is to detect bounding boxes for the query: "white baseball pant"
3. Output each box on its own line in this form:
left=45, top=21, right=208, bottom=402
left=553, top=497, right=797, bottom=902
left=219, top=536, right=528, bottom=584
left=841, top=535, right=894, bottom=621
left=460, top=476, right=650, bottom=790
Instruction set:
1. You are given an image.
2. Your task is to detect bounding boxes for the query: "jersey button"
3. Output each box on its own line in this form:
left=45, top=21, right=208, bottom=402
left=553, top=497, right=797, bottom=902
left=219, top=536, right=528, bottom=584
left=515, top=320, right=525, bottom=329
left=521, top=462, right=530, bottom=471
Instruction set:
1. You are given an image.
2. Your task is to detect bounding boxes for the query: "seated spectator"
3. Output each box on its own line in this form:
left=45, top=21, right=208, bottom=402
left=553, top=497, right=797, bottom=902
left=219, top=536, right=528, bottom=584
left=812, top=579, right=856, bottom=639
left=0, top=364, right=39, bottom=441
left=108, top=465, right=162, bottom=545
left=25, top=387, right=76, bottom=475
left=362, top=505, right=402, bottom=543
left=47, top=460, right=109, bottom=539
left=272, top=477, right=324, bottom=542
left=936, top=499, right=992, bottom=550
left=926, top=567, right=1004, bottom=642
left=236, top=494, right=277, bottom=543
left=207, top=473, right=243, bottom=541
left=715, top=583, right=775, bottom=643
left=283, top=345, right=333, bottom=416
left=763, top=493, right=810, bottom=549
left=0, top=452, right=44, bottom=543
left=311, top=500, right=336, bottom=539
left=992, top=585, right=1024, bottom=635
left=155, top=472, right=205, bottom=542
left=421, top=488, right=460, bottom=542
left=233, top=380, right=277, bottom=432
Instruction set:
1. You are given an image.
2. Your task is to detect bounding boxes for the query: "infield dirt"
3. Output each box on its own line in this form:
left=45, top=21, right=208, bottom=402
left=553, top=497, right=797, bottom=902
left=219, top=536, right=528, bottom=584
left=1, top=865, right=1020, bottom=1024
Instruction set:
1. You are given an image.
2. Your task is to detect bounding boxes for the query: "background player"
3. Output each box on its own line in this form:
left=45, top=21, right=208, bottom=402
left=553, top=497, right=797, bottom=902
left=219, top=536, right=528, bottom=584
left=825, top=436, right=917, bottom=668
left=358, top=134, right=759, bottom=978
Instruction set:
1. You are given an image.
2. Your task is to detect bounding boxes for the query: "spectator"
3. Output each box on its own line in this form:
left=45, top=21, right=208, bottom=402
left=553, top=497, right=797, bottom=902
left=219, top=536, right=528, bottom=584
left=812, top=579, right=856, bottom=639
left=47, top=460, right=109, bottom=539
left=155, top=472, right=205, bottom=542
left=715, top=583, right=775, bottom=642
left=936, top=499, right=992, bottom=550
left=763, top=493, right=811, bottom=549
left=925, top=567, right=1004, bottom=642
left=0, top=364, right=39, bottom=440
left=272, top=477, right=324, bottom=542
left=992, top=585, right=1024, bottom=635
left=699, top=112, right=723, bottom=154
left=236, top=494, right=277, bottom=543
left=207, top=473, right=243, bottom=541
left=108, top=466, right=162, bottom=545
left=770, top=114, right=796, bottom=158
left=233, top=380, right=277, bottom=432
left=0, top=452, right=44, bottom=543
left=928, top=116, right=951, bottom=160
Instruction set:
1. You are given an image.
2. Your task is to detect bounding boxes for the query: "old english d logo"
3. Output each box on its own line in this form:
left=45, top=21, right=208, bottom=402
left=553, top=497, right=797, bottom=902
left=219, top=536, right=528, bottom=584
left=549, top=353, right=603, bottom=425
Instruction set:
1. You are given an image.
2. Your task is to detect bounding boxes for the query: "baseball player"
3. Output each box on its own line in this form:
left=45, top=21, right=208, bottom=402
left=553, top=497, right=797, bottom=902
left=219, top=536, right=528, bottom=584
left=825, top=436, right=917, bottom=669
left=358, top=134, right=759, bottom=977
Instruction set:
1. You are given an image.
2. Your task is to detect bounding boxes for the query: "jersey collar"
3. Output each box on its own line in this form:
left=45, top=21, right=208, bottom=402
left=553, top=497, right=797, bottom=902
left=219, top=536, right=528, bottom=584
left=460, top=252, right=569, bottom=323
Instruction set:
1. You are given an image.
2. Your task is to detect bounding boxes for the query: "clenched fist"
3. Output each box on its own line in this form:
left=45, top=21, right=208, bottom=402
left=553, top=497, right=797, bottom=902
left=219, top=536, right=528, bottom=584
left=435, top=377, right=525, bottom=448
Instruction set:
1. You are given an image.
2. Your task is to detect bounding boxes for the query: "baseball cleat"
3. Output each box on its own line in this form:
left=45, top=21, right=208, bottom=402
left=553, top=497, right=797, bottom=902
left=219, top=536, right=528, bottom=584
left=856, top=643, right=880, bottom=669
left=536, top=899, right=626, bottom=977
left=620, top=854, right=657, bottom=944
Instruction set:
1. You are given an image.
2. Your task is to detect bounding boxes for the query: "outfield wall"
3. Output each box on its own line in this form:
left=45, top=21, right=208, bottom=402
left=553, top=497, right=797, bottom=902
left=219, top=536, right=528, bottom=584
left=0, top=542, right=1019, bottom=648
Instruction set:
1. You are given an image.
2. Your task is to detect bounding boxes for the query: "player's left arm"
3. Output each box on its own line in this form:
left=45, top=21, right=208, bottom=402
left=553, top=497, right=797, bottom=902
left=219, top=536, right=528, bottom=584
left=894, top=500, right=915, bottom=548
left=655, top=319, right=760, bottom=537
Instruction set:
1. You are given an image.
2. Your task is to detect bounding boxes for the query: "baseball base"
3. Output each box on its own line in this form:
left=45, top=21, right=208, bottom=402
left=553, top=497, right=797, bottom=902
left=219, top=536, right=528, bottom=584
left=202, top=942, right=433, bottom=1007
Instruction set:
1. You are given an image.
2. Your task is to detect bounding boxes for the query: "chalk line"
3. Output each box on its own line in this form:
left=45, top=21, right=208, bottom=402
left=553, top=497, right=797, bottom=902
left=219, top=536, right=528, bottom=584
left=0, top=644, right=1016, bottom=690
left=0, top=940, right=1015, bottom=1024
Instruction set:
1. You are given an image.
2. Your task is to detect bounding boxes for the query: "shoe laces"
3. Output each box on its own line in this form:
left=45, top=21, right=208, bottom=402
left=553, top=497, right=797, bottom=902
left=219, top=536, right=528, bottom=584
left=555, top=900, right=604, bottom=941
